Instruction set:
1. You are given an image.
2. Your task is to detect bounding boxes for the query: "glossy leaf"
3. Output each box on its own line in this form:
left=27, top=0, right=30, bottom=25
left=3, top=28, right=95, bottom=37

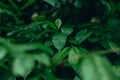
left=52, top=32, right=67, bottom=51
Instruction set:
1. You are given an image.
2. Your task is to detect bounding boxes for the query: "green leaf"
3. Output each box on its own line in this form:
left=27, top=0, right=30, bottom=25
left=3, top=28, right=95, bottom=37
left=79, top=22, right=99, bottom=28
left=113, top=65, right=120, bottom=76
left=101, top=0, right=111, bottom=15
left=68, top=47, right=81, bottom=64
left=108, top=41, right=119, bottom=54
left=74, top=55, right=119, bottom=80
left=74, top=76, right=81, bottom=80
left=55, top=18, right=62, bottom=29
left=43, top=0, right=57, bottom=7
left=34, top=54, right=51, bottom=66
left=75, top=30, right=93, bottom=45
left=68, top=39, right=79, bottom=45
left=0, top=46, right=7, bottom=60
left=107, top=18, right=120, bottom=27
left=0, top=2, right=11, bottom=9
left=61, top=26, right=73, bottom=36
left=42, top=69, right=57, bottom=80
left=44, top=21, right=57, bottom=30
left=8, top=0, right=19, bottom=11
left=52, top=47, right=70, bottom=65
left=52, top=32, right=67, bottom=51
left=21, top=0, right=36, bottom=10
left=73, top=0, right=82, bottom=8
left=13, top=43, right=53, bottom=55
left=45, top=40, right=53, bottom=47
left=75, top=29, right=88, bottom=41
left=12, top=55, right=34, bottom=77
left=79, top=32, right=93, bottom=44
left=100, top=41, right=110, bottom=49
left=88, top=37, right=99, bottom=43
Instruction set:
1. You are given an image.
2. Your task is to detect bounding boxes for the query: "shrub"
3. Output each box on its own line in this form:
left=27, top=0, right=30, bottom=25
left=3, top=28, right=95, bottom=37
left=0, top=0, right=120, bottom=80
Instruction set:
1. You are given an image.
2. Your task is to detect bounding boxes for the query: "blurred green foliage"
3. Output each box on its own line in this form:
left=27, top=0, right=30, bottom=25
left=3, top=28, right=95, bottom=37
left=0, top=0, right=120, bottom=80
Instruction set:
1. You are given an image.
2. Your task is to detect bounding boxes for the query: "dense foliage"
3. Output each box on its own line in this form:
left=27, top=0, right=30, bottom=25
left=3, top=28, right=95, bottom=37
left=0, top=0, right=120, bottom=80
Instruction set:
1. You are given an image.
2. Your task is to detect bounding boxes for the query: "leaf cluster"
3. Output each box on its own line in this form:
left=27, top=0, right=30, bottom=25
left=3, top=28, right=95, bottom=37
left=0, top=0, right=120, bottom=80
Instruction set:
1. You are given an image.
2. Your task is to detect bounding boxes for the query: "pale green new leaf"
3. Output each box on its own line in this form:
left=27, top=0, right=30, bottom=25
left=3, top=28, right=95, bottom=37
left=13, top=55, right=34, bottom=77
left=55, top=18, right=62, bottom=29
left=68, top=47, right=81, bottom=64
left=52, top=32, right=67, bottom=51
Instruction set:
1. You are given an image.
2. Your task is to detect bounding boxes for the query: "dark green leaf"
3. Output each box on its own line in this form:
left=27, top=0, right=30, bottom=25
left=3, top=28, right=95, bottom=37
left=73, top=0, right=82, bottom=8
left=0, top=69, right=16, bottom=80
left=88, top=37, right=99, bottom=43
left=75, top=31, right=93, bottom=45
left=42, top=69, right=57, bottom=80
left=44, top=21, right=57, bottom=30
left=75, top=29, right=87, bottom=41
left=61, top=26, right=73, bottom=36
left=43, top=0, right=57, bottom=7
left=8, top=0, right=19, bottom=11
left=21, top=0, right=36, bottom=10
